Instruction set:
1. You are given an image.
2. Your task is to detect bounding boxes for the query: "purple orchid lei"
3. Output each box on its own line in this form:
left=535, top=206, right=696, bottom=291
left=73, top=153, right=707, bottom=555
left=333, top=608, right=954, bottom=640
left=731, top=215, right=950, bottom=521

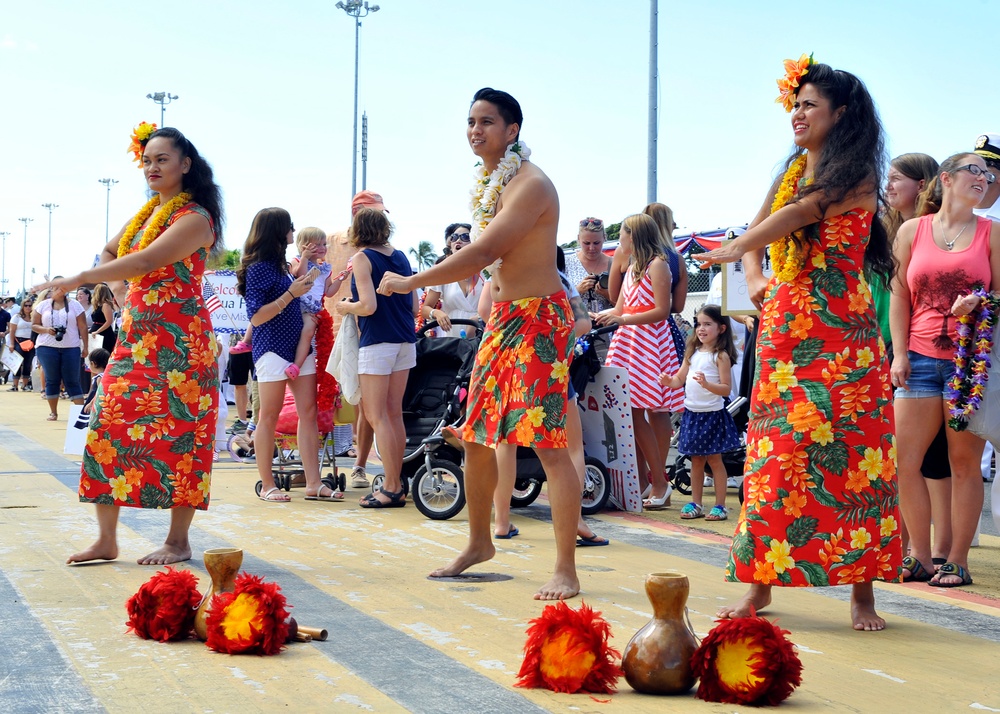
left=947, top=285, right=1000, bottom=431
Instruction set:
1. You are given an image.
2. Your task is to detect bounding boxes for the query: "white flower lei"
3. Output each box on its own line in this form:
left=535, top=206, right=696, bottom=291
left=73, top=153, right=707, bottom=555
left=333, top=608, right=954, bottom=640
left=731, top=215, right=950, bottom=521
left=469, top=141, right=531, bottom=243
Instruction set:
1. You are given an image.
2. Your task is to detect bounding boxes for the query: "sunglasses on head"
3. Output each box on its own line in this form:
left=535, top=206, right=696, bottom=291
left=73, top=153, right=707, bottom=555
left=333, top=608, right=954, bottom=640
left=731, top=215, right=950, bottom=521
left=579, top=217, right=604, bottom=230
left=450, top=232, right=471, bottom=243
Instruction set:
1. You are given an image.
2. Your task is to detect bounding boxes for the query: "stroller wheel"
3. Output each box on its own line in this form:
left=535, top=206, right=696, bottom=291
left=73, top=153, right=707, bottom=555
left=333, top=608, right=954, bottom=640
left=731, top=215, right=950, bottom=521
left=254, top=480, right=263, bottom=497
left=323, top=471, right=347, bottom=493
left=669, top=454, right=693, bottom=496
left=411, top=459, right=465, bottom=520
left=580, top=457, right=611, bottom=515
left=510, top=479, right=543, bottom=509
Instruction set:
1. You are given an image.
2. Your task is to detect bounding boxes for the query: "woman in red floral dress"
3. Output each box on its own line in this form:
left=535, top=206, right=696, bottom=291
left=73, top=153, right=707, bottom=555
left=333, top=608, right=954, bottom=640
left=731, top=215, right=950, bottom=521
left=39, top=125, right=224, bottom=566
left=699, top=59, right=902, bottom=630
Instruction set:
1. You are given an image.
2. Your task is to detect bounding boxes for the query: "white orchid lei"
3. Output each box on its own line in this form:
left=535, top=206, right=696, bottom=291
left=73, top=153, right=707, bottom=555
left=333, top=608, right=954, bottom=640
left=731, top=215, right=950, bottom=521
left=469, top=141, right=531, bottom=244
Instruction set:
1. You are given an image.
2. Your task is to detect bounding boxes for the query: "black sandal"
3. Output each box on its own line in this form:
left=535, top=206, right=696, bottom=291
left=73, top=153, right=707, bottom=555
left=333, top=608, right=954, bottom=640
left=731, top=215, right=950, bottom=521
left=359, top=486, right=406, bottom=509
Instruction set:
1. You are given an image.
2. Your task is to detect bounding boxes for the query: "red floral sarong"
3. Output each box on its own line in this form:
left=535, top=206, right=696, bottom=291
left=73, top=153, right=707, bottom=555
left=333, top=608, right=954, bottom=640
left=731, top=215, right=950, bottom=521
left=462, top=292, right=573, bottom=448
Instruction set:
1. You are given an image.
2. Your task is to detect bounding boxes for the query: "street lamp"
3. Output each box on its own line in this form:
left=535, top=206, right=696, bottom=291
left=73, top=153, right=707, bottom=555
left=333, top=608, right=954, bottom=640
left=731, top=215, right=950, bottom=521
left=18, top=217, right=33, bottom=295
left=98, top=179, right=119, bottom=244
left=146, top=91, right=179, bottom=126
left=335, top=0, right=380, bottom=198
left=0, top=231, right=9, bottom=296
left=41, top=203, right=58, bottom=280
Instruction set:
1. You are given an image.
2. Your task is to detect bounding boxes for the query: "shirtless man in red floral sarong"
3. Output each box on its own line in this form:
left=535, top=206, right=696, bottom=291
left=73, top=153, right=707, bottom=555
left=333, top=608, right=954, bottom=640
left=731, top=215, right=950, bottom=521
left=379, top=88, right=581, bottom=600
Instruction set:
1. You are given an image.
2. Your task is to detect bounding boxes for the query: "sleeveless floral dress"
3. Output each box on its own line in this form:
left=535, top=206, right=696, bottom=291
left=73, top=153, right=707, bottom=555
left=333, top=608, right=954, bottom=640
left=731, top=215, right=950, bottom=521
left=726, top=209, right=902, bottom=586
left=79, top=203, right=219, bottom=510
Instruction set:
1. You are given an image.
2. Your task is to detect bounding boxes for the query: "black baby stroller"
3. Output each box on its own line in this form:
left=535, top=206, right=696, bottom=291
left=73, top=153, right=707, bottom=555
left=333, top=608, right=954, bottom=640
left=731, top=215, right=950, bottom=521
left=370, top=319, right=481, bottom=519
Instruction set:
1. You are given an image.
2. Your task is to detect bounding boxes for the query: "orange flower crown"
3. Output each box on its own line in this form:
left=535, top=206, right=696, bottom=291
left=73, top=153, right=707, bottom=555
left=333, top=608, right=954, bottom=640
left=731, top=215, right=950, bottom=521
left=775, top=53, right=814, bottom=112
left=128, top=121, right=158, bottom=165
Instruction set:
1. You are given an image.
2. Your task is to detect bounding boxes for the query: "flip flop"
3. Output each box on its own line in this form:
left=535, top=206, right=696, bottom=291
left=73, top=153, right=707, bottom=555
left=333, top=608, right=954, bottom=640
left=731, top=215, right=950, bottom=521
left=928, top=561, right=973, bottom=588
left=494, top=525, right=519, bottom=540
left=259, top=487, right=290, bottom=503
left=359, top=486, right=406, bottom=508
left=576, top=534, right=610, bottom=547
left=901, top=555, right=933, bottom=582
left=305, top=486, right=344, bottom=502
left=46, top=413, right=58, bottom=421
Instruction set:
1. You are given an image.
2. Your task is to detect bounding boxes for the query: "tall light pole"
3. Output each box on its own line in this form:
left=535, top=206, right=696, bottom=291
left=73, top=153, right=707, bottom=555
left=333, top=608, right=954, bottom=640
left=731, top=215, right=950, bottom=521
left=98, top=178, right=119, bottom=244
left=41, top=203, right=58, bottom=280
left=335, top=1, right=380, bottom=198
left=361, top=112, right=368, bottom=190
left=647, top=0, right=658, bottom=204
left=18, top=217, right=32, bottom=295
left=0, top=231, right=9, bottom=296
left=146, top=91, right=179, bottom=126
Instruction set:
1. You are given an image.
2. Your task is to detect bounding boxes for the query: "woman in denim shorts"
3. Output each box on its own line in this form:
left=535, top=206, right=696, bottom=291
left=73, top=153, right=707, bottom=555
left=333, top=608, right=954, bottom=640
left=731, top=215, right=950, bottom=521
left=891, top=151, right=1000, bottom=587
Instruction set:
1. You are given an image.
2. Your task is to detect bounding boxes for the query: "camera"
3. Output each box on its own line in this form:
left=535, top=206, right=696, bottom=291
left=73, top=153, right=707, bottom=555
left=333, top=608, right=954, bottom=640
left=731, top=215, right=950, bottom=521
left=590, top=272, right=610, bottom=290
left=52, top=326, right=66, bottom=341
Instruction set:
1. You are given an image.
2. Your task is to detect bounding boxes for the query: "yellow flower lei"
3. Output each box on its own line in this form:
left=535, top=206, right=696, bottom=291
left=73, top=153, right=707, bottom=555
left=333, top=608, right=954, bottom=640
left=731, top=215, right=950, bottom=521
left=769, top=155, right=811, bottom=282
left=118, top=192, right=193, bottom=259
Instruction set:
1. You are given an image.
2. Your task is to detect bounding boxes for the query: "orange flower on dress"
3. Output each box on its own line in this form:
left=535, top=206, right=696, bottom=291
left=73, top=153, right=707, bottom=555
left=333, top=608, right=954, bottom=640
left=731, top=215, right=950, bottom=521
left=756, top=381, right=780, bottom=405
left=123, top=467, right=144, bottom=487
left=822, top=349, right=851, bottom=384
left=753, top=560, right=778, bottom=585
left=835, top=564, right=867, bottom=585
left=781, top=490, right=808, bottom=518
left=176, top=379, right=201, bottom=406
left=99, top=400, right=126, bottom=428
left=786, top=401, right=823, bottom=433
left=744, top=475, right=773, bottom=508
left=91, top=438, right=118, bottom=465
left=775, top=53, right=814, bottom=112
left=107, top=377, right=131, bottom=397
left=839, top=383, right=871, bottom=421
left=819, top=530, right=847, bottom=567
left=136, top=388, right=163, bottom=416
left=515, top=417, right=536, bottom=446
left=787, top=279, right=817, bottom=313
left=823, top=216, right=855, bottom=250
left=848, top=287, right=871, bottom=314
left=845, top=469, right=870, bottom=493
left=788, top=313, right=813, bottom=340
left=778, top=447, right=810, bottom=490
left=176, top=453, right=195, bottom=474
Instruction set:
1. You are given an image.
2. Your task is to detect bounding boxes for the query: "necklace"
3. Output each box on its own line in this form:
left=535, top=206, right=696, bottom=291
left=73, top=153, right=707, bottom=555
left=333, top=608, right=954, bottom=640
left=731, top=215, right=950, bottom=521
left=937, top=216, right=972, bottom=251
left=469, top=141, right=531, bottom=246
left=769, top=154, right=812, bottom=282
left=118, top=192, right=193, bottom=261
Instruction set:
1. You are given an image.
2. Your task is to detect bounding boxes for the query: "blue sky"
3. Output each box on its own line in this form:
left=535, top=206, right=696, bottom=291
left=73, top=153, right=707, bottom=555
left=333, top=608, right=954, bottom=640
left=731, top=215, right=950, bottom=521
left=1, top=0, right=997, bottom=294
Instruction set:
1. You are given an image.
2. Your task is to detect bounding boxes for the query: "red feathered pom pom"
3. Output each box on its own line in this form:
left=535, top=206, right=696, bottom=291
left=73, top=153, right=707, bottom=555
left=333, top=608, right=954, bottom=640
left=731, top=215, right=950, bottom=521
left=205, top=572, right=291, bottom=655
left=515, top=600, right=623, bottom=694
left=690, top=614, right=803, bottom=706
left=125, top=567, right=201, bottom=642
left=315, top=308, right=338, bottom=416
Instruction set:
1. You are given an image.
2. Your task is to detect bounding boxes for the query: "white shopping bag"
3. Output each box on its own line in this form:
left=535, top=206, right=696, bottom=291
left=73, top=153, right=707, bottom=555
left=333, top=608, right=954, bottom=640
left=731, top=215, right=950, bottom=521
left=63, top=404, right=90, bottom=456
left=968, top=324, right=1000, bottom=448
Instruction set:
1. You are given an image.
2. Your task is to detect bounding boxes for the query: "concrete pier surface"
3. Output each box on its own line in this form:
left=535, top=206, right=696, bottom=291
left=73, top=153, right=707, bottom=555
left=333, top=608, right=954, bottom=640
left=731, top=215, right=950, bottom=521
left=2, top=393, right=999, bottom=713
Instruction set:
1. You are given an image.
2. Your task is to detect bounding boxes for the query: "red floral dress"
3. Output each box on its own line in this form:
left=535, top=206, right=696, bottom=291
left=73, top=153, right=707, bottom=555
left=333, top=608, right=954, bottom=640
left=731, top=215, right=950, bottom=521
left=726, top=210, right=903, bottom=586
left=79, top=203, right=219, bottom=510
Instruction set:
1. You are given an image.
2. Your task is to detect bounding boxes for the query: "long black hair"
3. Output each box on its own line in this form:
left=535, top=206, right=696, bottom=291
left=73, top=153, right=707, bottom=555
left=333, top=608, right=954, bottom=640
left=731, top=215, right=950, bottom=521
left=236, top=207, right=292, bottom=297
left=145, top=127, right=225, bottom=257
left=784, top=63, right=893, bottom=286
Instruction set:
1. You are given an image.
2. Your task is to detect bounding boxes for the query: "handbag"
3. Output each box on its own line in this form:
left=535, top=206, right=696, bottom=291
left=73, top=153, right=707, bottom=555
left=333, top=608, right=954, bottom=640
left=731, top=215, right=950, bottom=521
left=19, top=339, right=33, bottom=351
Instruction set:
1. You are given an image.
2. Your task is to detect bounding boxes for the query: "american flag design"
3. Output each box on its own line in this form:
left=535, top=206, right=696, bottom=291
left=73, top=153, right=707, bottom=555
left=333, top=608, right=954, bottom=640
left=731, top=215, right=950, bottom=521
left=202, top=278, right=223, bottom=314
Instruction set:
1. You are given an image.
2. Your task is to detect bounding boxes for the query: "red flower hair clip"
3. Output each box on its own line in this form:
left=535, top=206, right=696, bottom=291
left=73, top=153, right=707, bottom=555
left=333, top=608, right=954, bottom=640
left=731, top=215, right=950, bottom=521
left=128, top=121, right=158, bottom=165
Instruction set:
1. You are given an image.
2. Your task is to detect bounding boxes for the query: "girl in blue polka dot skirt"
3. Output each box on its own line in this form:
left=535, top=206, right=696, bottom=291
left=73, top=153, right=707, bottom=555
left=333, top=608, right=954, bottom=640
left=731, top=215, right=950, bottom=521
left=659, top=304, right=740, bottom=521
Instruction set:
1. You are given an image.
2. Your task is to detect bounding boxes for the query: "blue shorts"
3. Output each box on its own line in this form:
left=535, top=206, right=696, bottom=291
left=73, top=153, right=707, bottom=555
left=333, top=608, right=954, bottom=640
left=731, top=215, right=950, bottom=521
left=895, top=350, right=953, bottom=400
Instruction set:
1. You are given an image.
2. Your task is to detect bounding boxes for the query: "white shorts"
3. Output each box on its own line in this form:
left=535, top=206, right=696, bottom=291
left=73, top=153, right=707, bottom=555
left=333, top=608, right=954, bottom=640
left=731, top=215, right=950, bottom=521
left=358, top=342, right=416, bottom=376
left=254, top=351, right=317, bottom=383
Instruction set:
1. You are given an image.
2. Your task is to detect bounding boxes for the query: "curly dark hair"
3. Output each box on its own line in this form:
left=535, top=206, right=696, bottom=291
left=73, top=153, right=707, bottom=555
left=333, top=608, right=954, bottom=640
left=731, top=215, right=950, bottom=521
left=783, top=63, right=893, bottom=286
left=236, top=207, right=292, bottom=297
left=144, top=127, right=225, bottom=257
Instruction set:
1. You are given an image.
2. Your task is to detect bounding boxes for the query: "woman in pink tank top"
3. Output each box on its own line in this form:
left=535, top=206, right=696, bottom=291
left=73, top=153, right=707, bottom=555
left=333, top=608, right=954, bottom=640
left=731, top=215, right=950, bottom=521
left=891, top=152, right=1000, bottom=588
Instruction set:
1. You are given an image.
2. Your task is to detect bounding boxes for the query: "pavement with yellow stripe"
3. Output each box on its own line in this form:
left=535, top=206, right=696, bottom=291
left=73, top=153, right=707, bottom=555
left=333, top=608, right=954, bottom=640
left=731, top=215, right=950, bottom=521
left=2, top=394, right=1000, bottom=713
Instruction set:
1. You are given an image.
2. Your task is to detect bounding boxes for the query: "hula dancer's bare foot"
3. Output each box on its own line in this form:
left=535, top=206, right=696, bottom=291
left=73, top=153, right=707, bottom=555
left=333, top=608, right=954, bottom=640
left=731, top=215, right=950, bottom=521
left=67, top=540, right=118, bottom=564
left=851, top=583, right=885, bottom=631
left=717, top=584, right=772, bottom=618
left=137, top=543, right=192, bottom=566
left=429, top=543, right=496, bottom=578
left=534, top=571, right=581, bottom=601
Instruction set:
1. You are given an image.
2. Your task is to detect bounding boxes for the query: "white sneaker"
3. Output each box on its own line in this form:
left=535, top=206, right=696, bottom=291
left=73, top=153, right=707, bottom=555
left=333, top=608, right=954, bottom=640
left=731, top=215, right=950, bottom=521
left=704, top=476, right=713, bottom=487
left=727, top=476, right=739, bottom=489
left=350, top=466, right=370, bottom=489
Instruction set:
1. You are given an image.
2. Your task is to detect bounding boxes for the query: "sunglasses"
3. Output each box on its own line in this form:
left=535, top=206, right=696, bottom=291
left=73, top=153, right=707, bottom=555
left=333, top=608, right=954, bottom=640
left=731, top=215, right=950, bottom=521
left=955, top=164, right=996, bottom=185
left=450, top=232, right=471, bottom=243
left=579, top=217, right=604, bottom=230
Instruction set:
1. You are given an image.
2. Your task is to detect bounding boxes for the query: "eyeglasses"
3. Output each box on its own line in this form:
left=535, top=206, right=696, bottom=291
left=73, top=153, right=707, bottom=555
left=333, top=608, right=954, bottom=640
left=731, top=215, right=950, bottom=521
left=579, top=217, right=604, bottom=230
left=955, top=164, right=997, bottom=185
left=450, top=232, right=471, bottom=243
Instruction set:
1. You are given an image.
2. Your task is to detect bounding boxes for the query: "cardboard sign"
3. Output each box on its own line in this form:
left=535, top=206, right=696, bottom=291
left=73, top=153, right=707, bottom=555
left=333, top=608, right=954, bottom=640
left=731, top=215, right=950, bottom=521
left=720, top=240, right=774, bottom=316
left=204, top=270, right=249, bottom=334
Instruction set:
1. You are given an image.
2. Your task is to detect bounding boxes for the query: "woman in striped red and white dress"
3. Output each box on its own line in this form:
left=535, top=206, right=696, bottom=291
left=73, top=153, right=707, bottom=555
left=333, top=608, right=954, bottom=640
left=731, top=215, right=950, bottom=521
left=595, top=213, right=683, bottom=508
